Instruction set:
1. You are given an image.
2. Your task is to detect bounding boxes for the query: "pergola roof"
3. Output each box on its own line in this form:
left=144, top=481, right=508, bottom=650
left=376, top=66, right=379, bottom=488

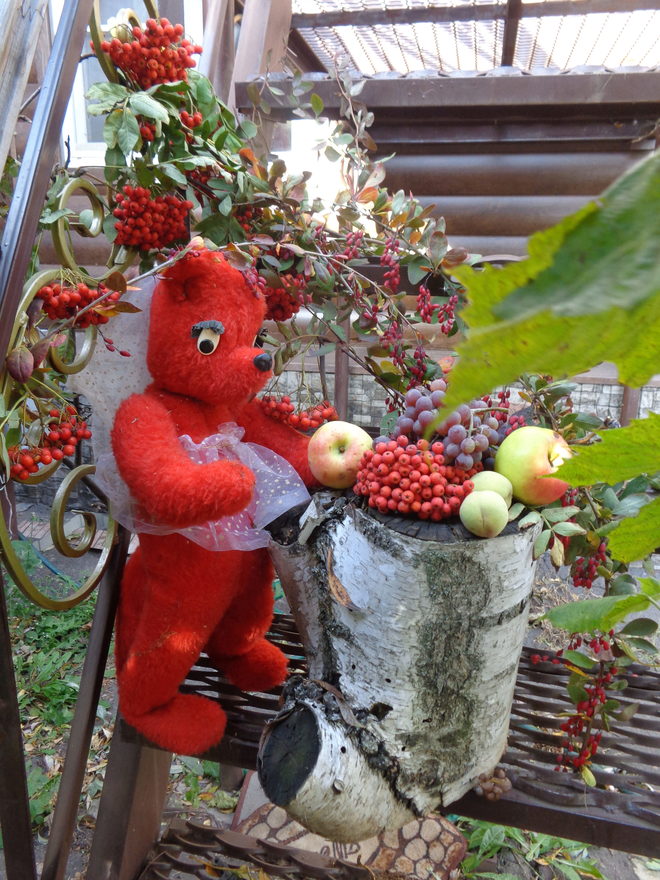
left=289, top=0, right=660, bottom=74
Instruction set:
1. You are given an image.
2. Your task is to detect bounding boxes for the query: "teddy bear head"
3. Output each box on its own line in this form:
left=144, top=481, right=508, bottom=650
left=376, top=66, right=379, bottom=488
left=146, top=248, right=271, bottom=406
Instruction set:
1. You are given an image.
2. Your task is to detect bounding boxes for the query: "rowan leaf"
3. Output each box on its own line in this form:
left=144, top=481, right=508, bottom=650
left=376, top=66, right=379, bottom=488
left=607, top=496, right=660, bottom=563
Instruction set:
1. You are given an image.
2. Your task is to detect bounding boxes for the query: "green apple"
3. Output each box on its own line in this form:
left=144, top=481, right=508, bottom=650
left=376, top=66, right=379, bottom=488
left=459, top=490, right=509, bottom=538
left=469, top=471, right=513, bottom=507
left=308, top=420, right=373, bottom=489
left=495, top=426, right=572, bottom=507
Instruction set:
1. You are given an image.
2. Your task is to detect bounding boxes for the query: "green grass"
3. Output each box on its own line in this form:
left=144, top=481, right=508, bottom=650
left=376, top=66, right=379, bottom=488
left=456, top=818, right=606, bottom=879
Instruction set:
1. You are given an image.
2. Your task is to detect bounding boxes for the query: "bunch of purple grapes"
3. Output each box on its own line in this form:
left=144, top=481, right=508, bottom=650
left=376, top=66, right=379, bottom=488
left=390, top=379, right=525, bottom=470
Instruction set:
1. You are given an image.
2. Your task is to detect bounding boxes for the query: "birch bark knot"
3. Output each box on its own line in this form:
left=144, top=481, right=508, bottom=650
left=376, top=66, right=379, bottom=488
left=260, top=492, right=541, bottom=842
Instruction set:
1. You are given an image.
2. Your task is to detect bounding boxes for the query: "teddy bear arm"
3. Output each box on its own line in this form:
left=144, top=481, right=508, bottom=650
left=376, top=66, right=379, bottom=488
left=112, top=394, right=256, bottom=526
left=239, top=400, right=318, bottom=487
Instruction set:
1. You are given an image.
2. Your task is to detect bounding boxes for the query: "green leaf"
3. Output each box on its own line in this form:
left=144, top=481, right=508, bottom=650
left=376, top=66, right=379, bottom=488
left=552, top=521, right=587, bottom=537
left=533, top=528, right=552, bottom=558
left=128, top=92, right=169, bottom=122
left=544, top=594, right=653, bottom=634
left=240, top=119, right=258, bottom=139
left=103, top=110, right=123, bottom=148
left=77, top=209, right=94, bottom=232
left=542, top=505, right=581, bottom=523
left=624, top=636, right=659, bottom=655
left=117, top=110, right=140, bottom=155
left=580, top=766, right=597, bottom=788
left=158, top=162, right=188, bottom=187
left=519, top=510, right=542, bottom=529
left=620, top=617, right=658, bottom=636
left=495, top=153, right=660, bottom=321
left=439, top=155, right=660, bottom=414
left=310, top=93, right=324, bottom=116
left=563, top=650, right=595, bottom=670
left=639, top=577, right=660, bottom=597
left=86, top=81, right=129, bottom=112
left=507, top=502, right=524, bottom=521
left=558, top=415, right=660, bottom=486
left=607, top=495, right=660, bottom=563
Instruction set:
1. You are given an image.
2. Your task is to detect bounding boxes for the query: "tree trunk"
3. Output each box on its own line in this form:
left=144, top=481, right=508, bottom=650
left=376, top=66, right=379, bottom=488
left=260, top=492, right=540, bottom=842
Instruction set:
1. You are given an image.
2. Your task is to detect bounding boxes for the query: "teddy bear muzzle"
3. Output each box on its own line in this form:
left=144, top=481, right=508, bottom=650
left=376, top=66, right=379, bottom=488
left=253, top=352, right=272, bottom=372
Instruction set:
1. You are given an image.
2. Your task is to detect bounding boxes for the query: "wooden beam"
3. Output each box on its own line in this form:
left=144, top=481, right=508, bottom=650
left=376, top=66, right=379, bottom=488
left=236, top=71, right=660, bottom=119
left=199, top=0, right=236, bottom=103
left=290, top=0, right=660, bottom=29
left=501, top=0, right=522, bottom=66
left=0, top=0, right=49, bottom=176
left=230, top=0, right=292, bottom=107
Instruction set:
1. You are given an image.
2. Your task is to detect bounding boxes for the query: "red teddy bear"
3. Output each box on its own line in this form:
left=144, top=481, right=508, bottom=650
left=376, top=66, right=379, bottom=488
left=111, top=247, right=314, bottom=755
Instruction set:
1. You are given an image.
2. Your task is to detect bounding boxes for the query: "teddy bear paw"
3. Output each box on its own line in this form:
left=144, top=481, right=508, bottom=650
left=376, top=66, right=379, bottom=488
left=122, top=693, right=227, bottom=755
left=221, top=639, right=289, bottom=693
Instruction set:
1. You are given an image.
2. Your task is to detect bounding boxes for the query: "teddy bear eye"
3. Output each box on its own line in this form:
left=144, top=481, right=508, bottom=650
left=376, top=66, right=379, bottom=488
left=191, top=320, right=224, bottom=355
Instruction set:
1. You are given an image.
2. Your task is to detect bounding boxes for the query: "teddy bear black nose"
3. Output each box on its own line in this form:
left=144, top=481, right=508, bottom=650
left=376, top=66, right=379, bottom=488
left=253, top=352, right=272, bottom=372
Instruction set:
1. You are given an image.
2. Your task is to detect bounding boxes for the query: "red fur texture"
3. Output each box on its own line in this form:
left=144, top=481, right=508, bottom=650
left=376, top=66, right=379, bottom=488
left=111, top=248, right=315, bottom=754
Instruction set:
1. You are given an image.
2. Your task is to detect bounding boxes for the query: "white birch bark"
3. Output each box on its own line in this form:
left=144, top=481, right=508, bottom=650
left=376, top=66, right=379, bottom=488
left=261, top=494, right=539, bottom=841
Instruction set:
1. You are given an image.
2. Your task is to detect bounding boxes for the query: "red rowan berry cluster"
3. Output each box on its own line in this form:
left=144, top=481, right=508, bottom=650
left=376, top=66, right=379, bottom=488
left=98, top=18, right=202, bottom=89
left=36, top=281, right=120, bottom=327
left=259, top=395, right=338, bottom=431
left=263, top=274, right=311, bottom=322
left=572, top=541, right=608, bottom=589
left=138, top=119, right=156, bottom=142
left=180, top=110, right=202, bottom=129
left=8, top=406, right=92, bottom=480
left=380, top=237, right=401, bottom=293
left=113, top=186, right=193, bottom=250
left=234, top=205, right=264, bottom=233
left=354, top=435, right=480, bottom=521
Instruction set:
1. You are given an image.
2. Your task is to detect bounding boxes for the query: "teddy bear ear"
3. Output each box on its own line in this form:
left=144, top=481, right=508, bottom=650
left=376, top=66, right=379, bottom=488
left=158, top=249, right=219, bottom=301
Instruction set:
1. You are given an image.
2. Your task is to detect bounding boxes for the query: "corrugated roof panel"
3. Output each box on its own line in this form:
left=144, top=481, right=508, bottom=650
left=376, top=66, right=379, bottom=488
left=515, top=10, right=660, bottom=70
left=297, top=21, right=503, bottom=72
left=291, top=1, right=660, bottom=73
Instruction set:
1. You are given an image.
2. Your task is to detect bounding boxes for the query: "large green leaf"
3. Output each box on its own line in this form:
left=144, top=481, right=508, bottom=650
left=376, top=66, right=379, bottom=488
left=441, top=295, right=660, bottom=413
left=607, top=496, right=660, bottom=562
left=495, top=153, right=660, bottom=320
left=543, top=591, right=658, bottom=634
left=557, top=414, right=660, bottom=485
left=128, top=92, right=169, bottom=123
left=440, top=153, right=660, bottom=413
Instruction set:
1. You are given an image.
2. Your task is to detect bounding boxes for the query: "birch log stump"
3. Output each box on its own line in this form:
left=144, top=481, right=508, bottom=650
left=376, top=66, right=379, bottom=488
left=260, top=492, right=540, bottom=842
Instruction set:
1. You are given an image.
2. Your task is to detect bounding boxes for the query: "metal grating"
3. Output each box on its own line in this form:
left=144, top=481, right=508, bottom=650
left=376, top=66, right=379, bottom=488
left=115, top=613, right=660, bottom=858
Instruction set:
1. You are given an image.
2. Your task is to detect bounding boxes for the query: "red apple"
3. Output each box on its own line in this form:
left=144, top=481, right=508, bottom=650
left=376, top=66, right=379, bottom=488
left=494, top=426, right=572, bottom=507
left=308, top=420, right=373, bottom=489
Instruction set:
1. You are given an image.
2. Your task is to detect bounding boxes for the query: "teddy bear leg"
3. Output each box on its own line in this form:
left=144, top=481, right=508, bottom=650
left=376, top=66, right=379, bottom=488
left=116, top=535, right=235, bottom=754
left=205, top=549, right=289, bottom=693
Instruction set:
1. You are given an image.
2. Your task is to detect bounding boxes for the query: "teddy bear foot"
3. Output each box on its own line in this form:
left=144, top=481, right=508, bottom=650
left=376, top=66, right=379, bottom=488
left=220, top=638, right=289, bottom=693
left=122, top=693, right=227, bottom=755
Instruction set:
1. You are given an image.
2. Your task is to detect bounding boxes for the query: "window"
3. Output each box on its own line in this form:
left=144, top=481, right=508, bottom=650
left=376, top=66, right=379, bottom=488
left=49, top=0, right=203, bottom=167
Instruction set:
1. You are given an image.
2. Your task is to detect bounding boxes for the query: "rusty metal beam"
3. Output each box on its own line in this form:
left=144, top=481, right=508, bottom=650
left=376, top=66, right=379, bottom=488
left=0, top=0, right=94, bottom=367
left=0, top=570, right=37, bottom=880
left=290, top=0, right=660, bottom=29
